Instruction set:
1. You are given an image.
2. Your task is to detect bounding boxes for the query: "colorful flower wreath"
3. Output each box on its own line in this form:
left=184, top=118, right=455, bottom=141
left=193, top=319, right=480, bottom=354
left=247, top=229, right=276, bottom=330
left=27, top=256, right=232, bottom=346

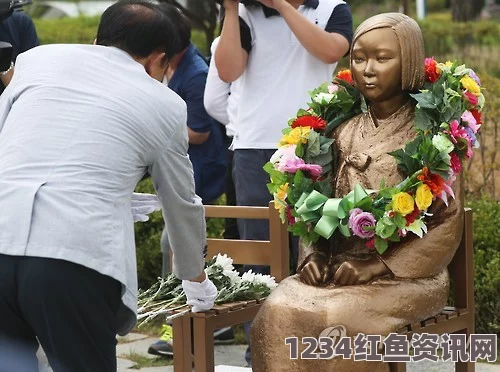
left=264, top=59, right=484, bottom=254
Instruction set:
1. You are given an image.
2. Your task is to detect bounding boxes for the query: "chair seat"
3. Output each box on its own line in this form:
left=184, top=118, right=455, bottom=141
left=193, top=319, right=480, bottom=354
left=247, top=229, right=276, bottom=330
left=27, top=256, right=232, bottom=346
left=396, top=306, right=469, bottom=335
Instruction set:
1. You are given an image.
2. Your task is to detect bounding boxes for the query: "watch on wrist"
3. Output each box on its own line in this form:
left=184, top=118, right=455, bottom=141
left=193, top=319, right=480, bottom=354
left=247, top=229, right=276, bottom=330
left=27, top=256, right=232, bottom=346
left=0, top=61, right=13, bottom=76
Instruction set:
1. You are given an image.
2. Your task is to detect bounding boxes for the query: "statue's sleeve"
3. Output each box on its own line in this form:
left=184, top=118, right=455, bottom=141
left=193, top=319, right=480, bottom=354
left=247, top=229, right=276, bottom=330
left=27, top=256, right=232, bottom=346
left=381, top=176, right=464, bottom=279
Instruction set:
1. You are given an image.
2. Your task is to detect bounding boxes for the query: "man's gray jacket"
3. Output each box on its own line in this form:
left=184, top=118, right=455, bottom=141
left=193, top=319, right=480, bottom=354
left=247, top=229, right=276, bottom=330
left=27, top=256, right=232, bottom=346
left=0, top=44, right=206, bottom=335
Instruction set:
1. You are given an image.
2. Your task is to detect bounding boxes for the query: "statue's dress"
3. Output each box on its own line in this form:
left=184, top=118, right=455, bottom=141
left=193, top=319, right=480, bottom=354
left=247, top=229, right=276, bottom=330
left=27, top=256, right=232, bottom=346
left=251, top=103, right=464, bottom=372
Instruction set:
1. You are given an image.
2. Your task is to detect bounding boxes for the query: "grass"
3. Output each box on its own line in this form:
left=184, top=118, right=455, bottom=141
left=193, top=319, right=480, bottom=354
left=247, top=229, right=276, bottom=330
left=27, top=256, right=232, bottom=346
left=121, top=351, right=173, bottom=369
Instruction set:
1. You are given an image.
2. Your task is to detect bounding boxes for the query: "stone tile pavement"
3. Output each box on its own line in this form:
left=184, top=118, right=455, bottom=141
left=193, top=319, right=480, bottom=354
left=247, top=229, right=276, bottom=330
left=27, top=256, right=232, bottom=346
left=37, top=332, right=500, bottom=371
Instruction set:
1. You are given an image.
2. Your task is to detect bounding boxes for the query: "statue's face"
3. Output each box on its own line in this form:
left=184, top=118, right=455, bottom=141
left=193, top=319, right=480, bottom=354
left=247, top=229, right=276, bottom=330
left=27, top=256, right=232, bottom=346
left=351, top=28, right=404, bottom=104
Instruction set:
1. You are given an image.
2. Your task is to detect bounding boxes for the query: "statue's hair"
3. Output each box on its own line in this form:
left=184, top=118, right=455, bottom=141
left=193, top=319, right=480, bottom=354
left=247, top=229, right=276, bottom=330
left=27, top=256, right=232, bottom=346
left=351, top=13, right=425, bottom=92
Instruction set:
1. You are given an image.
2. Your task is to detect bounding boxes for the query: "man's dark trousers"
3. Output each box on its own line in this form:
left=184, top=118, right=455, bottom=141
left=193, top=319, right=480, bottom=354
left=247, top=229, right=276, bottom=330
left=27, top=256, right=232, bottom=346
left=0, top=253, right=122, bottom=372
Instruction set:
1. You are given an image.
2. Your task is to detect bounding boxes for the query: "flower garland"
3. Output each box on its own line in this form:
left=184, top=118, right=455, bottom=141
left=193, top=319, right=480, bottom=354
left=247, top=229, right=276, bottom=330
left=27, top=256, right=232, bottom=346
left=265, top=60, right=484, bottom=254
left=137, top=254, right=277, bottom=325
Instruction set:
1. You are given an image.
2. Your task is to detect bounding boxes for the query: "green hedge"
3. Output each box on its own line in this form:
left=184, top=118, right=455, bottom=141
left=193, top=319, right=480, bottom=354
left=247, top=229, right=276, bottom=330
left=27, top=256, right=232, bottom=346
left=467, top=196, right=500, bottom=335
left=33, top=16, right=208, bottom=55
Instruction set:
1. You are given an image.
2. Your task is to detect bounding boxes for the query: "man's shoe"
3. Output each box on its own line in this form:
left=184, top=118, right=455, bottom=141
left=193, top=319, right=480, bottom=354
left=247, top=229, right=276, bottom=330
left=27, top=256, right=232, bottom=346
left=213, top=327, right=235, bottom=345
left=147, top=339, right=174, bottom=357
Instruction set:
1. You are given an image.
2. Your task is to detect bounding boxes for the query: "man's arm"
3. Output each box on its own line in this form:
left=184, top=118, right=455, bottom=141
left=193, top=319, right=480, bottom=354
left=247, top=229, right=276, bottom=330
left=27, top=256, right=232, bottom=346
left=261, top=0, right=352, bottom=63
left=148, top=112, right=207, bottom=281
left=204, top=38, right=231, bottom=125
left=214, top=1, right=249, bottom=82
left=184, top=73, right=216, bottom=145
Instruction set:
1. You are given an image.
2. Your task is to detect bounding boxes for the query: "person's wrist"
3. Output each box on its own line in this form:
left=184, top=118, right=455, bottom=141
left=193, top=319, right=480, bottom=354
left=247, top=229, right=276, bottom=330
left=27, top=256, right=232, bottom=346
left=274, top=0, right=290, bottom=14
left=223, top=0, right=239, bottom=11
left=189, top=270, right=207, bottom=283
left=1, top=61, right=13, bottom=76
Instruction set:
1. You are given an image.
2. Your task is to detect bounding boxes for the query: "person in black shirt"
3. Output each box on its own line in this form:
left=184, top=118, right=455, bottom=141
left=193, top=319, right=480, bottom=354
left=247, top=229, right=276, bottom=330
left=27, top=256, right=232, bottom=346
left=0, top=5, right=39, bottom=93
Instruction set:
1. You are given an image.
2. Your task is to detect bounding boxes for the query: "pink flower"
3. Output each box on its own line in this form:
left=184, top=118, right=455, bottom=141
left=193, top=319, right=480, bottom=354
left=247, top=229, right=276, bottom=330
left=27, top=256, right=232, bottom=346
left=348, top=208, right=376, bottom=239
left=445, top=120, right=469, bottom=144
left=328, top=84, right=339, bottom=94
left=277, top=158, right=323, bottom=177
left=463, top=91, right=478, bottom=106
left=450, top=152, right=462, bottom=174
left=301, top=163, right=323, bottom=177
left=461, top=111, right=481, bottom=134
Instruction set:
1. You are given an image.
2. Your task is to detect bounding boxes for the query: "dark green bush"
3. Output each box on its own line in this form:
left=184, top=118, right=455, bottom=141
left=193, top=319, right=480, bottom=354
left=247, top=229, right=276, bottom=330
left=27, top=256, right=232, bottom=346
left=467, top=196, right=500, bottom=335
left=34, top=16, right=208, bottom=56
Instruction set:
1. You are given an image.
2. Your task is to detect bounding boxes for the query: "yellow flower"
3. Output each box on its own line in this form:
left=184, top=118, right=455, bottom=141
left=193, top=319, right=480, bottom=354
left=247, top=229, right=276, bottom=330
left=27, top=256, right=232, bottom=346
left=279, top=127, right=311, bottom=146
left=460, top=75, right=481, bottom=95
left=415, top=184, right=433, bottom=211
left=392, top=192, right=415, bottom=216
left=445, top=61, right=453, bottom=67
left=274, top=183, right=289, bottom=213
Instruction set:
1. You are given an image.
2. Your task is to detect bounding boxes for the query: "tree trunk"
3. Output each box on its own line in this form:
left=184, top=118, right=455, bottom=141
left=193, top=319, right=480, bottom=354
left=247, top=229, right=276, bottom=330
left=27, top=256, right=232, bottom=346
left=451, top=0, right=485, bottom=21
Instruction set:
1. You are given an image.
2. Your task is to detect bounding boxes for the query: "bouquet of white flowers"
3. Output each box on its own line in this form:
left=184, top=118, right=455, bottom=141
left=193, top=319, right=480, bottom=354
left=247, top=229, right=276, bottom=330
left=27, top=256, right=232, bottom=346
left=137, top=254, right=278, bottom=325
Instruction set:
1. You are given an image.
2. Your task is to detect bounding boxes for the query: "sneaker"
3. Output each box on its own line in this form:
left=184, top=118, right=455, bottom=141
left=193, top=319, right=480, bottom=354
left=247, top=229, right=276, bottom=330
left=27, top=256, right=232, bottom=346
left=213, top=327, right=235, bottom=345
left=147, top=339, right=174, bottom=357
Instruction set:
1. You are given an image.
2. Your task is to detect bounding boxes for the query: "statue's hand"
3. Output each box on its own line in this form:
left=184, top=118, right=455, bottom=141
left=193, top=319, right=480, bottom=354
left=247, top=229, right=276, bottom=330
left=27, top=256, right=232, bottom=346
left=333, top=256, right=393, bottom=286
left=297, top=252, right=332, bottom=286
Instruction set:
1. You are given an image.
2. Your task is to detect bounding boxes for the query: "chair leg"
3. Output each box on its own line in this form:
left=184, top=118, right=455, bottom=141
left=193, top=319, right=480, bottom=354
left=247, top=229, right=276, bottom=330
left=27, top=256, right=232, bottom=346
left=172, top=315, right=193, bottom=372
left=390, top=362, right=407, bottom=372
left=455, top=325, right=475, bottom=372
left=193, top=317, right=215, bottom=372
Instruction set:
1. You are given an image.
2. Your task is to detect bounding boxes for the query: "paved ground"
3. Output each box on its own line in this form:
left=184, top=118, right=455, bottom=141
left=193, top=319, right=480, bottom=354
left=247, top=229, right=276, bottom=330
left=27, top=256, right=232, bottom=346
left=37, top=333, right=499, bottom=371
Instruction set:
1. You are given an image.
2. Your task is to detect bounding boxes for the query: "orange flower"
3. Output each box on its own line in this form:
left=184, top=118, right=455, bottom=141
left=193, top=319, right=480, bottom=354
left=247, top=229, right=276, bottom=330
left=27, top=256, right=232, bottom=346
left=291, top=115, right=327, bottom=131
left=417, top=167, right=444, bottom=196
left=336, top=69, right=354, bottom=85
left=424, top=57, right=441, bottom=83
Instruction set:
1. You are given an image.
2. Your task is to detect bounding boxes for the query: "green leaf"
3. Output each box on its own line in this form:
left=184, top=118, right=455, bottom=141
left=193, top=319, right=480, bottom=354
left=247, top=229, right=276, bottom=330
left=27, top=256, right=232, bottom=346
left=375, top=236, right=389, bottom=255
left=304, top=130, right=320, bottom=160
left=355, top=196, right=373, bottom=211
left=296, top=141, right=304, bottom=157
left=379, top=187, right=399, bottom=199
left=392, top=213, right=407, bottom=229
left=411, top=91, right=437, bottom=109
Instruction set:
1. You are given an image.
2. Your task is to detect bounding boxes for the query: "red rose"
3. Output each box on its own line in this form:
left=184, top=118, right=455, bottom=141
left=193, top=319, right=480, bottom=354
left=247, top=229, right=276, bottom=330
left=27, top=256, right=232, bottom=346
left=291, top=115, right=327, bottom=131
left=336, top=69, right=354, bottom=85
left=425, top=57, right=441, bottom=83
left=470, top=109, right=482, bottom=124
left=404, top=205, right=421, bottom=226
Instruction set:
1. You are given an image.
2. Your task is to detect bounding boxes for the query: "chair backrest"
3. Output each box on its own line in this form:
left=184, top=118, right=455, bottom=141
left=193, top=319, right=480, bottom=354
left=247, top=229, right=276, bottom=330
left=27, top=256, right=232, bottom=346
left=204, top=201, right=290, bottom=282
left=447, top=208, right=474, bottom=310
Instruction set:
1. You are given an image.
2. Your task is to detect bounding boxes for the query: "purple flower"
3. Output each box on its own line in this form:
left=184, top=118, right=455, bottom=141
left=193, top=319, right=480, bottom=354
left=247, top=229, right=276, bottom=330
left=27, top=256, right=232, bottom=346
left=348, top=208, right=376, bottom=239
left=469, top=70, right=481, bottom=86
left=464, top=127, right=478, bottom=147
left=277, top=158, right=323, bottom=177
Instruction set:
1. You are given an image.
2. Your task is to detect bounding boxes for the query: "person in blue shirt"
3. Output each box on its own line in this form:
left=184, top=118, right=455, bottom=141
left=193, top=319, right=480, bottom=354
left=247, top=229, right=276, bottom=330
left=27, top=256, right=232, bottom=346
left=164, top=6, right=226, bottom=205
left=0, top=7, right=39, bottom=93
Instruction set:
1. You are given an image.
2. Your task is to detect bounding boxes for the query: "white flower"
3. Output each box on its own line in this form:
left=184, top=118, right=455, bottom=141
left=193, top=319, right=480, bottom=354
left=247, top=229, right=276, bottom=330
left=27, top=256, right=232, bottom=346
left=270, top=144, right=298, bottom=166
left=406, top=218, right=428, bottom=238
left=432, top=133, right=454, bottom=154
left=213, top=253, right=234, bottom=272
left=314, top=92, right=335, bottom=104
left=241, top=270, right=278, bottom=289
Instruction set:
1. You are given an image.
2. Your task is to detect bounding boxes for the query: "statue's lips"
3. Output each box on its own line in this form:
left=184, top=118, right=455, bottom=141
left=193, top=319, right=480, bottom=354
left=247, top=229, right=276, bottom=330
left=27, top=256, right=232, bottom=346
left=364, top=83, right=376, bottom=89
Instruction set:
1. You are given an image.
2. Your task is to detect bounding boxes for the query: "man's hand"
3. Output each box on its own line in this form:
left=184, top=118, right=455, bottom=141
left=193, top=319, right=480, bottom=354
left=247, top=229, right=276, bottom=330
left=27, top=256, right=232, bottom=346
left=297, top=252, right=332, bottom=286
left=182, top=272, right=218, bottom=312
left=131, top=193, right=161, bottom=222
left=332, top=256, right=393, bottom=286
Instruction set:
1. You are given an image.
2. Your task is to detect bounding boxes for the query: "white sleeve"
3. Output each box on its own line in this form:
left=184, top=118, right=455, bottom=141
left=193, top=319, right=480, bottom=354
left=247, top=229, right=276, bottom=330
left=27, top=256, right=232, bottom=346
left=204, top=38, right=230, bottom=126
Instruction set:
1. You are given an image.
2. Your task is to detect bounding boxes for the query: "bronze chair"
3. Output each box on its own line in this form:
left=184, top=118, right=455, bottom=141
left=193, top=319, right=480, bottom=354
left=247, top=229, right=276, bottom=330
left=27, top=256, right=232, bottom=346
left=172, top=201, right=290, bottom=372
left=390, top=208, right=475, bottom=372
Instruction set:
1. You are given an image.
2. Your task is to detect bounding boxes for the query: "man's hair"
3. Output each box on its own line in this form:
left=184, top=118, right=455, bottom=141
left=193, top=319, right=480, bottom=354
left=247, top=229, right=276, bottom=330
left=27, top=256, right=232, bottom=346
left=351, top=13, right=425, bottom=92
left=96, top=0, right=180, bottom=61
left=158, top=3, right=192, bottom=55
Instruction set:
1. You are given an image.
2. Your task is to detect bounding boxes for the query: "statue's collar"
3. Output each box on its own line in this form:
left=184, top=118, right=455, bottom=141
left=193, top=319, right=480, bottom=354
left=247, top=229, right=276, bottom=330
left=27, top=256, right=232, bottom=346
left=262, top=0, right=319, bottom=18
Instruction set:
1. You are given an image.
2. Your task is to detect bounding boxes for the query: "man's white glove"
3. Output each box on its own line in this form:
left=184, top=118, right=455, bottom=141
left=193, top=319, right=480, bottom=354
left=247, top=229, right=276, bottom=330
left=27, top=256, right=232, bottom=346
left=182, top=277, right=218, bottom=312
left=131, top=193, right=162, bottom=222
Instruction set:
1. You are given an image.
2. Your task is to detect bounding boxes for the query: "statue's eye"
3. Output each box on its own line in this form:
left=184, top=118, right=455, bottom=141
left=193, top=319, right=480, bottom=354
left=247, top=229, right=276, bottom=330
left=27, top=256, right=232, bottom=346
left=353, top=57, right=365, bottom=63
left=377, top=56, right=390, bottom=62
